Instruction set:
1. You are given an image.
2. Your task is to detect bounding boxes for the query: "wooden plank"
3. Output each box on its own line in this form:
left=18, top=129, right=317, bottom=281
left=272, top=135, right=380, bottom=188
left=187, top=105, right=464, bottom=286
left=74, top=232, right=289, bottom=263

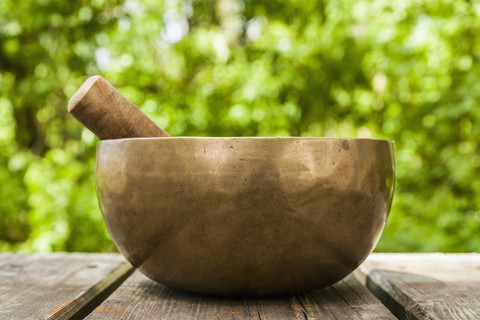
left=305, top=274, right=398, bottom=319
left=85, top=270, right=252, bottom=320
left=355, top=253, right=480, bottom=320
left=86, top=271, right=396, bottom=319
left=0, top=252, right=20, bottom=266
left=0, top=253, right=133, bottom=320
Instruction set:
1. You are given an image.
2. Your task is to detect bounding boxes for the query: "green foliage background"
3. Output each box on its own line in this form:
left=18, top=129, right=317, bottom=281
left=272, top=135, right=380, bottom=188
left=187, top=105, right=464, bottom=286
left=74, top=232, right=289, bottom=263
left=1, top=0, right=479, bottom=253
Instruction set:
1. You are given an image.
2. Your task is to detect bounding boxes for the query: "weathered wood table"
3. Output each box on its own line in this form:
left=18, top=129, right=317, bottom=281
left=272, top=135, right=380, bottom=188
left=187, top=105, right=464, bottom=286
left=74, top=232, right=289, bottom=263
left=1, top=253, right=478, bottom=319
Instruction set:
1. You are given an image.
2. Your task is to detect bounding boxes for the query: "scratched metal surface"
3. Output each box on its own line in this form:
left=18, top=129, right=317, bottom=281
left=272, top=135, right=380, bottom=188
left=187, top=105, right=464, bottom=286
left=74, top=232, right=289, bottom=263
left=97, top=137, right=395, bottom=296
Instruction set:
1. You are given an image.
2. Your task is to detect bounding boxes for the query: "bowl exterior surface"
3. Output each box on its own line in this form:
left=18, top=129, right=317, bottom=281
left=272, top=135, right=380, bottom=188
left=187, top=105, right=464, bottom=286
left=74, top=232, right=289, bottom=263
left=96, top=137, right=395, bottom=296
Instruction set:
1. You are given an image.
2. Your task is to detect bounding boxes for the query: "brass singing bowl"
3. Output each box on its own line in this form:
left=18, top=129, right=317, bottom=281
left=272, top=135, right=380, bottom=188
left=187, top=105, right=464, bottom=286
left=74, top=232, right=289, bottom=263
left=96, top=137, right=395, bottom=296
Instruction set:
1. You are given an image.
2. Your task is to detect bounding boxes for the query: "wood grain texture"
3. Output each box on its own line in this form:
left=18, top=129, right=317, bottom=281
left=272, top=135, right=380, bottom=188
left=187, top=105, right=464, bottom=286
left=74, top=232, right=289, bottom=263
left=68, top=75, right=170, bottom=139
left=0, top=253, right=133, bottom=320
left=86, top=271, right=395, bottom=319
left=355, top=253, right=480, bottom=320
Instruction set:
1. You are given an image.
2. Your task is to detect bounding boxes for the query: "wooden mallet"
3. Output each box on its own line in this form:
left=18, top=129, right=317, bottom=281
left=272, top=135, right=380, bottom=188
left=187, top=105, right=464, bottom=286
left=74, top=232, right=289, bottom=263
left=68, top=75, right=170, bottom=139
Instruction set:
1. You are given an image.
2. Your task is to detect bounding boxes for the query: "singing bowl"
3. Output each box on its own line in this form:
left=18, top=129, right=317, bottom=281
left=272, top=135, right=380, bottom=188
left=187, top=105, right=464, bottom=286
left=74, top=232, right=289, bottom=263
left=96, top=137, right=395, bottom=296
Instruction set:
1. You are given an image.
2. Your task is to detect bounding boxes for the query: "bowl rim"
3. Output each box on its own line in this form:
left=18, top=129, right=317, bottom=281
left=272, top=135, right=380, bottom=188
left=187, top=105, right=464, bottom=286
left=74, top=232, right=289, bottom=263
left=98, top=137, right=394, bottom=143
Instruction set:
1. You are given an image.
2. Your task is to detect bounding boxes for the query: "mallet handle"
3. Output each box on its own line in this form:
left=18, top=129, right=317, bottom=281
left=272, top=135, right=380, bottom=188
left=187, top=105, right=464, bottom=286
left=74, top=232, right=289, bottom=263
left=68, top=75, right=170, bottom=139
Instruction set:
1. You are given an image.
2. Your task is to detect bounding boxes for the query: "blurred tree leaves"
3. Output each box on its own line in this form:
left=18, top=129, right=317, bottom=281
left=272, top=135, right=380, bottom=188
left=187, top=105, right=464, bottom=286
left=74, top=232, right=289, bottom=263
left=0, top=0, right=479, bottom=252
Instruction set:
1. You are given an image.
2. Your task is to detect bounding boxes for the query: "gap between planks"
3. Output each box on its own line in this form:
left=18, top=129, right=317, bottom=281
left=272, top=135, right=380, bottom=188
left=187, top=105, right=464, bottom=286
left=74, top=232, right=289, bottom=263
left=354, top=253, right=480, bottom=320
left=50, top=261, right=134, bottom=320
left=0, top=253, right=134, bottom=320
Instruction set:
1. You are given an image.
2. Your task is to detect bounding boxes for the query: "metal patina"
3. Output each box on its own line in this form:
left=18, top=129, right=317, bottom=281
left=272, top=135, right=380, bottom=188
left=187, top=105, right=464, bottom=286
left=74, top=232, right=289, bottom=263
left=95, top=137, right=395, bottom=297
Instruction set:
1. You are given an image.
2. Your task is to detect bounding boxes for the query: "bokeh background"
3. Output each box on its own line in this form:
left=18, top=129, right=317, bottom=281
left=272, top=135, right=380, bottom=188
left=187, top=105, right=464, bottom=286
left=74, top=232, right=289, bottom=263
left=1, top=0, right=479, bottom=253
